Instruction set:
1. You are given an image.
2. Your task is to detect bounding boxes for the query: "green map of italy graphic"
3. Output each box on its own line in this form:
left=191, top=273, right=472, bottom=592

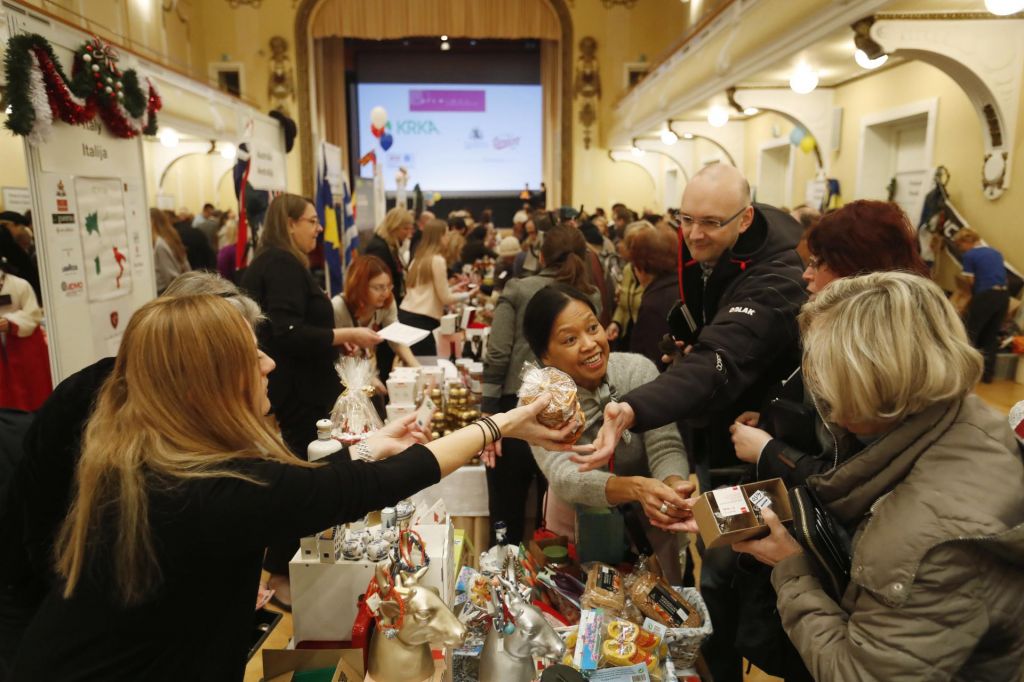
left=85, top=212, right=99, bottom=235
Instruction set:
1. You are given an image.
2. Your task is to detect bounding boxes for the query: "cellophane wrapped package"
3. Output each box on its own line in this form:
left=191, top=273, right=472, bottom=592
left=516, top=363, right=586, bottom=443
left=330, top=356, right=384, bottom=444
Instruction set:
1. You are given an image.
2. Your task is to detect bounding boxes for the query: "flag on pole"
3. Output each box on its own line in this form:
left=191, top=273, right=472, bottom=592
left=341, top=176, right=358, bottom=274
left=316, top=147, right=343, bottom=296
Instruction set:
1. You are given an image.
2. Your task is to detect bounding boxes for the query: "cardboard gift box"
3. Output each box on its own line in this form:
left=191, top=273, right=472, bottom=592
left=692, top=478, right=793, bottom=549
left=261, top=648, right=363, bottom=682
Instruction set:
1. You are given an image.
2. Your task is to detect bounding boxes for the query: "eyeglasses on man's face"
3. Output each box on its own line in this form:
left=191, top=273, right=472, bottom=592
left=679, top=205, right=749, bottom=231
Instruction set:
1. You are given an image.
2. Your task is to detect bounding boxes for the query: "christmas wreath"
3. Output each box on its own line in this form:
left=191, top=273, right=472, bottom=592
left=3, top=33, right=162, bottom=142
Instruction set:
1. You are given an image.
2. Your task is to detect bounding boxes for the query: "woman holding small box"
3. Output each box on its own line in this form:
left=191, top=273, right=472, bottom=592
left=734, top=272, right=1024, bottom=681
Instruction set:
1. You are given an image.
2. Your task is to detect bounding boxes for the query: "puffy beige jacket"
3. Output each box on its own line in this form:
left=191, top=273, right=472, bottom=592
left=771, top=395, right=1024, bottom=681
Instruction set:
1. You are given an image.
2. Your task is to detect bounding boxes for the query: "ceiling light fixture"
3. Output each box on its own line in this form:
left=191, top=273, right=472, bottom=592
left=984, top=0, right=1024, bottom=15
left=219, top=142, right=237, bottom=160
left=660, top=127, right=678, bottom=145
left=707, top=105, right=729, bottom=127
left=789, top=63, right=819, bottom=94
left=743, top=107, right=759, bottom=116
left=682, top=132, right=694, bottom=140
left=159, top=127, right=180, bottom=148
left=631, top=144, right=645, bottom=157
left=440, top=41, right=451, bottom=51
left=854, top=49, right=888, bottom=70
left=441, top=34, right=449, bottom=41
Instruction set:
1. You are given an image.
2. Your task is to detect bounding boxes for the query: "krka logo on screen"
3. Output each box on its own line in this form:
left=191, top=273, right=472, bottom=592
left=394, top=120, right=440, bottom=135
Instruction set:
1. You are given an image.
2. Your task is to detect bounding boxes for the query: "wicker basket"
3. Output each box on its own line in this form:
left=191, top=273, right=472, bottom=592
left=663, top=587, right=714, bottom=669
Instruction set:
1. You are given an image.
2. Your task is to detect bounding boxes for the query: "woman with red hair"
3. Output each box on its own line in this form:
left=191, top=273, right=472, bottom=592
left=731, top=200, right=929, bottom=482
left=332, top=255, right=419, bottom=389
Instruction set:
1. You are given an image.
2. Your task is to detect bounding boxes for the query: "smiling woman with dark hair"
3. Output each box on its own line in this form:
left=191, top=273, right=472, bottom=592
left=523, top=283, right=693, bottom=582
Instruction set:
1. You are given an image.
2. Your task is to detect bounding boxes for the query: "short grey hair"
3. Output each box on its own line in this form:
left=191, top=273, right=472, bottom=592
left=162, top=271, right=265, bottom=328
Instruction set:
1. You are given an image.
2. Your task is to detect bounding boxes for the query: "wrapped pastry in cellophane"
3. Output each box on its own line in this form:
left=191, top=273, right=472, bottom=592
left=516, top=363, right=586, bottom=443
left=330, top=356, right=384, bottom=444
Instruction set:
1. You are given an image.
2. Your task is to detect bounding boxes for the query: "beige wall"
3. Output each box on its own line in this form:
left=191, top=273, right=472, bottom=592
left=829, top=60, right=1020, bottom=269
left=16, top=0, right=204, bottom=80
left=568, top=0, right=691, bottom=210
left=0, top=129, right=29, bottom=211
left=738, top=59, right=1021, bottom=269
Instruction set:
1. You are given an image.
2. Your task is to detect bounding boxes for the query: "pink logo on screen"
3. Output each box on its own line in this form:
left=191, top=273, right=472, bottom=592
left=409, top=89, right=486, bottom=112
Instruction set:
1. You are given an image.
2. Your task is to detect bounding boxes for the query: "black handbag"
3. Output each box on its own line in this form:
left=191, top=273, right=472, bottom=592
left=788, top=485, right=852, bottom=601
left=759, top=396, right=820, bottom=456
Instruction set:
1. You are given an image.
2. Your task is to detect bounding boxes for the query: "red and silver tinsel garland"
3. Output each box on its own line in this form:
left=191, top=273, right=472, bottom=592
left=19, top=43, right=159, bottom=142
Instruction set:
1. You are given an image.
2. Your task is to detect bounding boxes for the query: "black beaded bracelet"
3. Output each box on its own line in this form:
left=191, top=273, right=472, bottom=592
left=481, top=415, right=502, bottom=442
left=473, top=421, right=489, bottom=449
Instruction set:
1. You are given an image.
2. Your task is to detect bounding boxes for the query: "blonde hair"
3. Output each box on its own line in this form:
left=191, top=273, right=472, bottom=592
left=407, top=219, right=447, bottom=287
left=800, top=271, right=982, bottom=426
left=257, top=193, right=312, bottom=267
left=443, top=229, right=466, bottom=268
left=374, top=206, right=413, bottom=250
left=150, top=207, right=188, bottom=269
left=56, top=295, right=304, bottom=606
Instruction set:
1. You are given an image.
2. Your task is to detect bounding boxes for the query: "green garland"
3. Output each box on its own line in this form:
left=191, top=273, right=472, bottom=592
left=3, top=32, right=161, bottom=139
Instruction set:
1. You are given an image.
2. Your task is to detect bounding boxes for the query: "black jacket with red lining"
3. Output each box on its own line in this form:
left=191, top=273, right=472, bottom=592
left=622, top=202, right=807, bottom=471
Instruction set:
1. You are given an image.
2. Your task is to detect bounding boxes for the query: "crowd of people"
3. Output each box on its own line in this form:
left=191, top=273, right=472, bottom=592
left=0, top=162, right=1022, bottom=682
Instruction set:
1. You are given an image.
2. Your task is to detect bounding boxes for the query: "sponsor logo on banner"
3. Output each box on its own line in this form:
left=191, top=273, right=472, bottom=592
left=464, top=127, right=487, bottom=150
left=409, top=89, right=485, bottom=112
left=60, top=280, right=85, bottom=296
left=52, top=213, right=76, bottom=235
left=61, top=263, right=79, bottom=274
left=492, top=135, right=520, bottom=151
left=394, top=120, right=440, bottom=135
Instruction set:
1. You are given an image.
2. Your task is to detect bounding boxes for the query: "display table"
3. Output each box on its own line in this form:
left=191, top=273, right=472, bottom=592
left=411, top=464, right=489, bottom=566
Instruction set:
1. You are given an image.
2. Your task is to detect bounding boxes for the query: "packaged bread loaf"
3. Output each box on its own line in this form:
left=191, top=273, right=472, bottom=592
left=627, top=570, right=702, bottom=628
left=517, top=363, right=586, bottom=443
left=581, top=562, right=626, bottom=614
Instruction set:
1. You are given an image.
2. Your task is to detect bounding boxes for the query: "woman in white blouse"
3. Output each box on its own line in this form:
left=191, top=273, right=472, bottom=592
left=399, top=218, right=470, bottom=357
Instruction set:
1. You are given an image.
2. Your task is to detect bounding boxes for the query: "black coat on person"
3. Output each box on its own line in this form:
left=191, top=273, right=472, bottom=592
left=629, top=272, right=678, bottom=373
left=621, top=203, right=808, bottom=471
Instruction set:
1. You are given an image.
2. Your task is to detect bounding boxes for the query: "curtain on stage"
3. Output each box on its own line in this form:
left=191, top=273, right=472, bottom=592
left=311, top=0, right=560, bottom=41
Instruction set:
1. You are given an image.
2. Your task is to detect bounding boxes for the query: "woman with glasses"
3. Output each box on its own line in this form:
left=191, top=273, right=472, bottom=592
left=333, top=254, right=419, bottom=388
left=240, top=193, right=383, bottom=607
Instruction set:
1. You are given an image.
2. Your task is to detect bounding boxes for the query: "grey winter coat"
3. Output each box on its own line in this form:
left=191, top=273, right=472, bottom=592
left=772, top=395, right=1024, bottom=681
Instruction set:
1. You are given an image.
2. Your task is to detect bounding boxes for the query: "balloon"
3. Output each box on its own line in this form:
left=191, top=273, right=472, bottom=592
left=789, top=126, right=806, bottom=146
left=800, top=135, right=817, bottom=153
left=380, top=132, right=394, bottom=151
left=370, top=124, right=383, bottom=139
left=370, top=106, right=388, bottom=128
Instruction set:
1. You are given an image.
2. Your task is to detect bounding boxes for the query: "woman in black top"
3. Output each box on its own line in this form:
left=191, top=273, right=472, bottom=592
left=364, top=206, right=413, bottom=303
left=10, top=295, right=579, bottom=682
left=241, top=194, right=384, bottom=601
